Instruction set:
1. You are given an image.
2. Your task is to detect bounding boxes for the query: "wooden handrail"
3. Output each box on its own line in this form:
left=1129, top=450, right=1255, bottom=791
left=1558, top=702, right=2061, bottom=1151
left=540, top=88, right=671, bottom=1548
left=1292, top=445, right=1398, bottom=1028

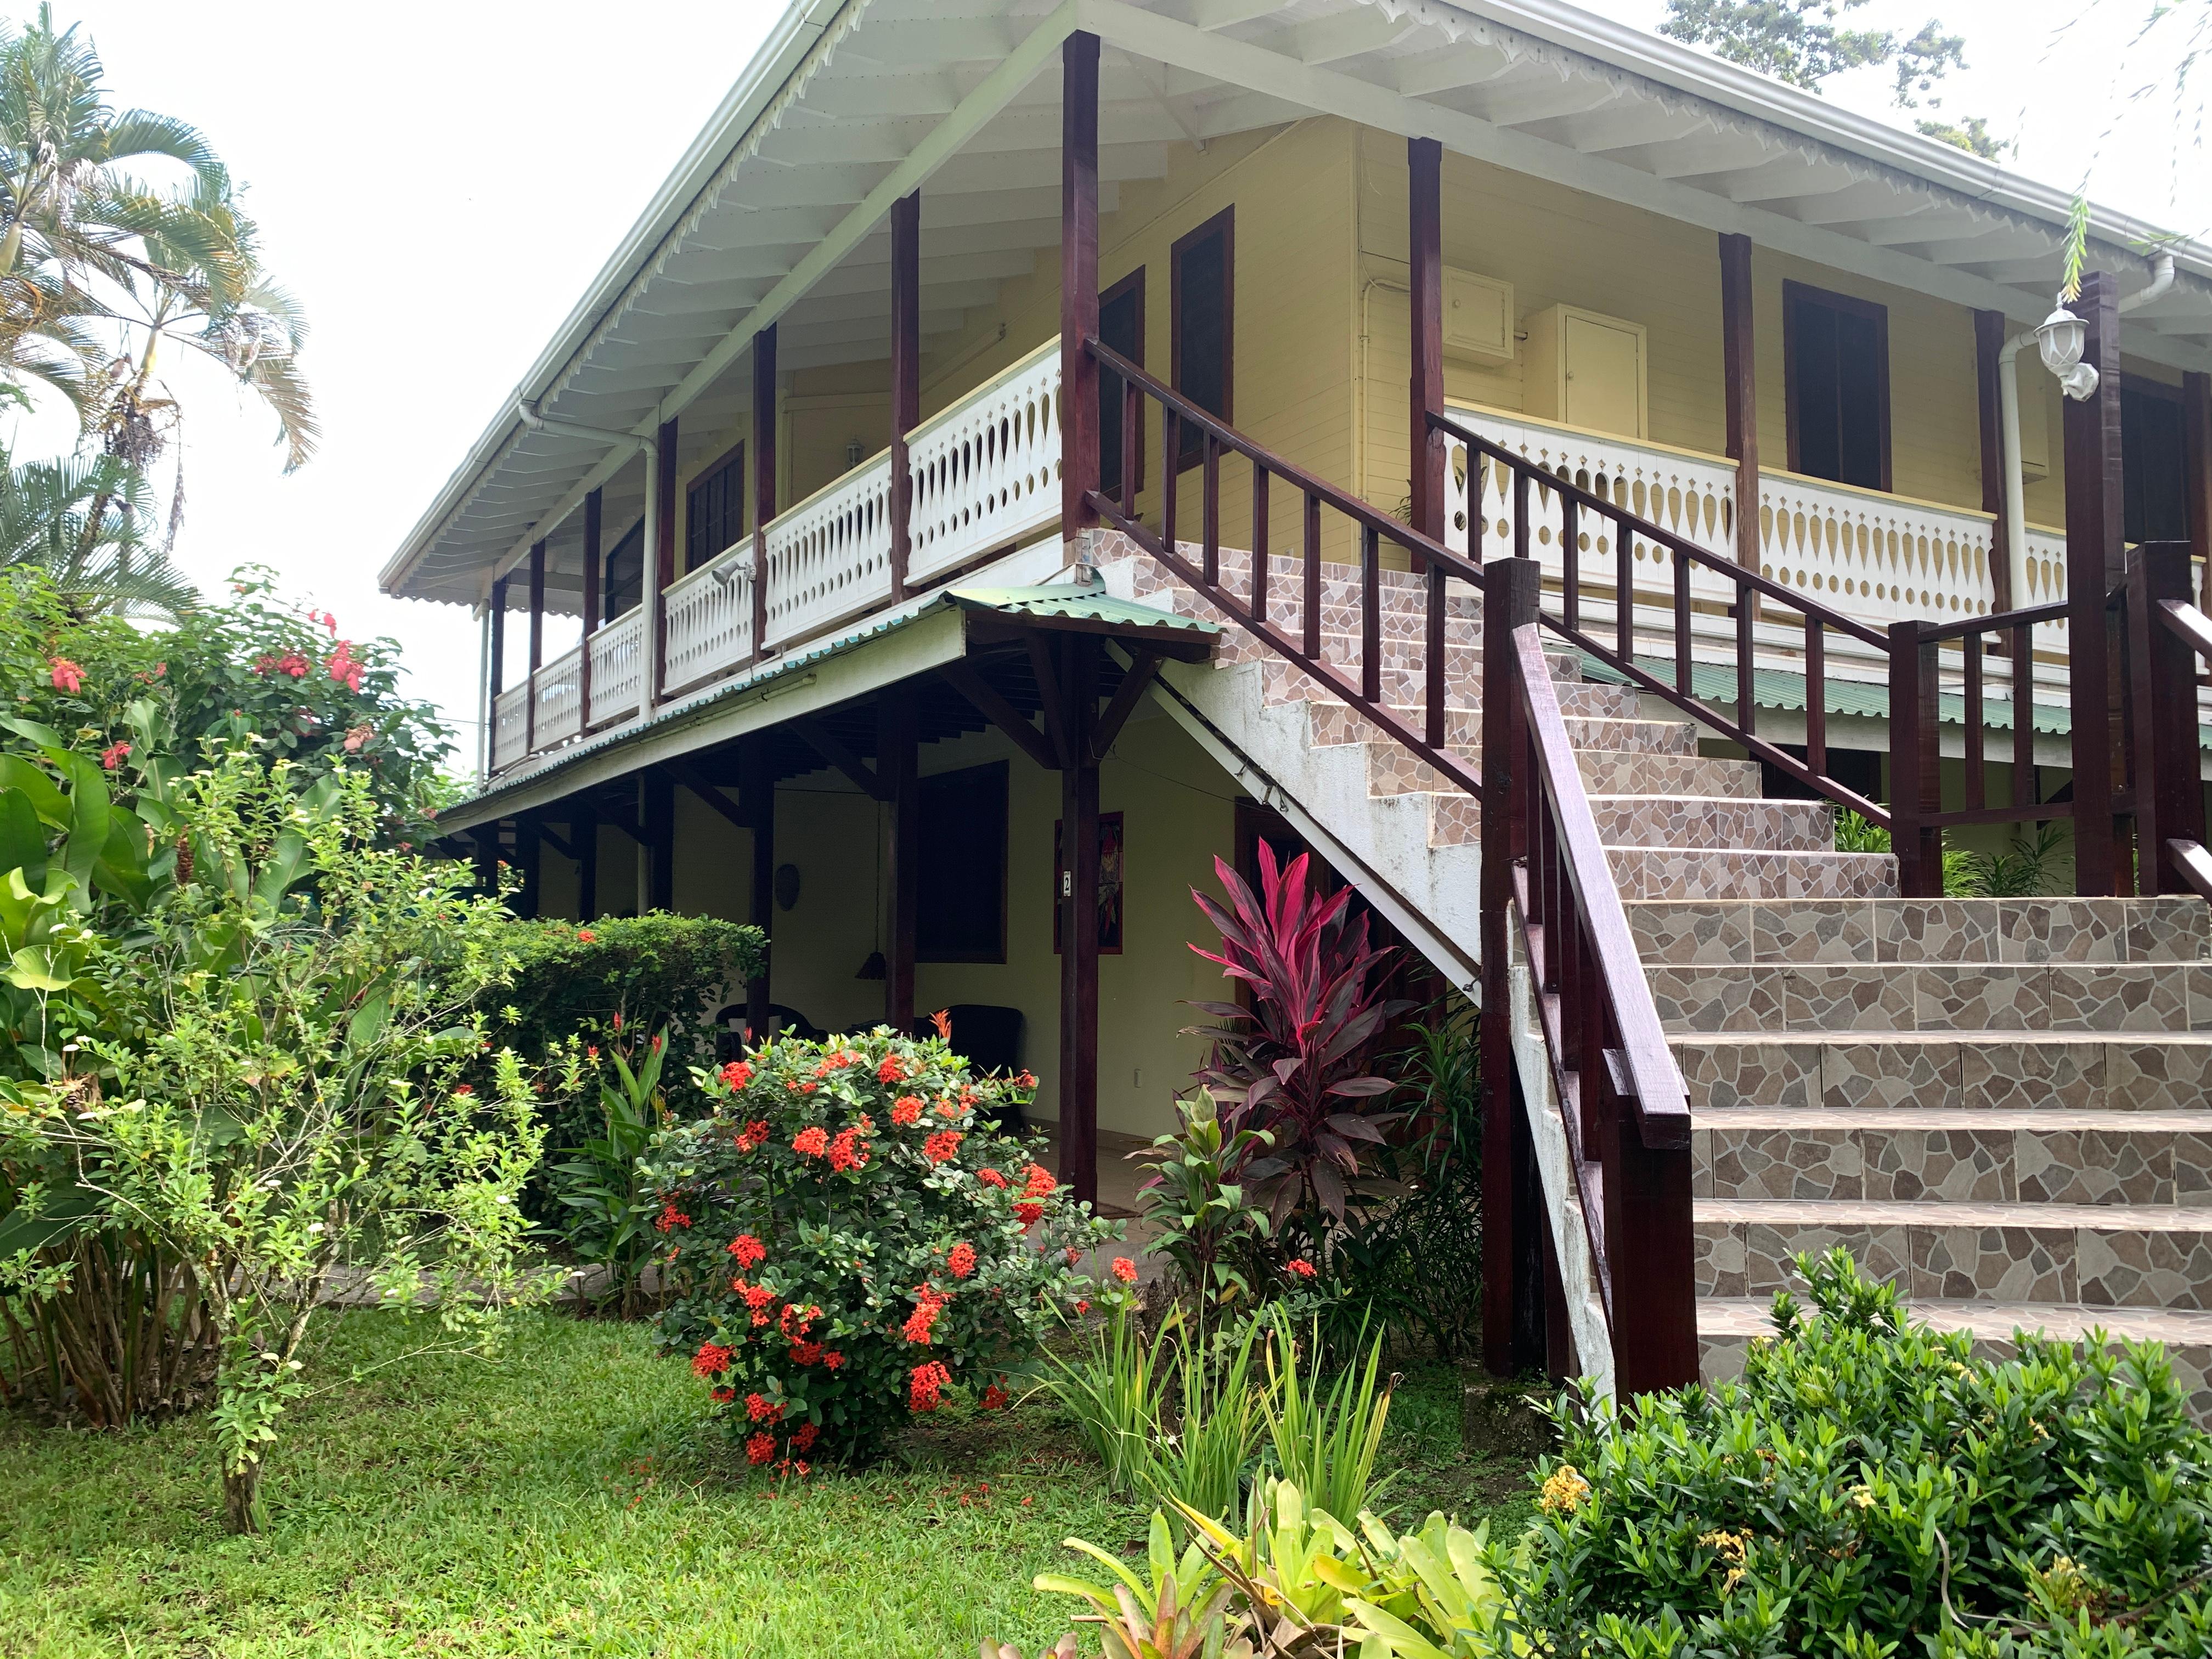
left=2169, top=839, right=2212, bottom=904
left=2158, top=596, right=2212, bottom=661
left=1511, top=620, right=1691, bottom=1150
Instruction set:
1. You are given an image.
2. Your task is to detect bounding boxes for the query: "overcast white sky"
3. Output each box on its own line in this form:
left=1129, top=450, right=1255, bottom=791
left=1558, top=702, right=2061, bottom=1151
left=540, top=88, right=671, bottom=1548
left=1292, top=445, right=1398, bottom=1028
left=18, top=0, right=2207, bottom=769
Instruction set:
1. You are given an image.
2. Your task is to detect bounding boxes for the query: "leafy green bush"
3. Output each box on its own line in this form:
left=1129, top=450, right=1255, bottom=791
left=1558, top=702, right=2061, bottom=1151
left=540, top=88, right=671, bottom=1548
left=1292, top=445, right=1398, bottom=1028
left=544, top=1029, right=674, bottom=1319
left=481, top=912, right=764, bottom=1130
left=644, top=1029, right=1115, bottom=1469
left=1512, top=1250, right=2212, bottom=1655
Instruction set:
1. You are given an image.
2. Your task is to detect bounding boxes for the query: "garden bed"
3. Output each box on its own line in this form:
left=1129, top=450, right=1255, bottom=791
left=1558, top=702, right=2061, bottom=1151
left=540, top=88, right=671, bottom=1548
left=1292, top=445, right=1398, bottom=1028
left=0, top=1309, right=1531, bottom=1658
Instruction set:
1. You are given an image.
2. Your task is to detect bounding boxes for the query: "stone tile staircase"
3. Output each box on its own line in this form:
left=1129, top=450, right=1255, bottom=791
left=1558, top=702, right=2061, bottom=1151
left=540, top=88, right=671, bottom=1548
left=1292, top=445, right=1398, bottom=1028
left=1094, top=537, right=2212, bottom=1419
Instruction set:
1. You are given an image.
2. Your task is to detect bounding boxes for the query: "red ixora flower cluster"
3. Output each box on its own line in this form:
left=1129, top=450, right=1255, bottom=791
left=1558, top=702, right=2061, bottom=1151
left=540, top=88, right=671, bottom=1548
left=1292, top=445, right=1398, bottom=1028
left=1285, top=1258, right=1318, bottom=1279
left=720, top=1059, right=754, bottom=1091
left=923, top=1130, right=963, bottom=1165
left=791, top=1126, right=830, bottom=1157
left=654, top=1201, right=691, bottom=1233
left=827, top=1126, right=871, bottom=1172
left=891, top=1094, right=925, bottom=1126
left=979, top=1382, right=1011, bottom=1412
left=1111, top=1257, right=1138, bottom=1284
left=727, top=1234, right=766, bottom=1269
left=877, top=1054, right=909, bottom=1085
left=975, top=1167, right=1008, bottom=1189
left=901, top=1285, right=949, bottom=1345
left=735, top=1119, right=770, bottom=1152
left=692, top=1341, right=735, bottom=1378
left=910, top=1361, right=953, bottom=1412
left=947, top=1241, right=977, bottom=1279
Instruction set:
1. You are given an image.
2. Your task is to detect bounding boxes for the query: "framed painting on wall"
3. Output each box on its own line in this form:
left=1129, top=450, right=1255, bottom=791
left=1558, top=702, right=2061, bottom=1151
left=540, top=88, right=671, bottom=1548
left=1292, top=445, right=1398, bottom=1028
left=1053, top=811, right=1124, bottom=954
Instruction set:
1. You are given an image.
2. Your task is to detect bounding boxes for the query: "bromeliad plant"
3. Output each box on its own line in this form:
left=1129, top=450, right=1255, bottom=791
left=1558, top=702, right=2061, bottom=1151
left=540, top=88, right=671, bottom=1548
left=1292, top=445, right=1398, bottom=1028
left=1187, top=845, right=1413, bottom=1229
left=645, top=1030, right=1119, bottom=1469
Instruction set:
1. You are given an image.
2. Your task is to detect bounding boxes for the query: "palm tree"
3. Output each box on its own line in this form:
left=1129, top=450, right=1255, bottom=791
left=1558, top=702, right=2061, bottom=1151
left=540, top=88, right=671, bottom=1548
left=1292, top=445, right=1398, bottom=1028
left=0, top=444, right=195, bottom=617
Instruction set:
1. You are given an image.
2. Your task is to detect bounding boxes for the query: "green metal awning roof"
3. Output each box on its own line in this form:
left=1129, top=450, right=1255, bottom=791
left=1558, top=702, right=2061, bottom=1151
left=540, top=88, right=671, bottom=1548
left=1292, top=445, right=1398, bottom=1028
left=943, top=585, right=1219, bottom=634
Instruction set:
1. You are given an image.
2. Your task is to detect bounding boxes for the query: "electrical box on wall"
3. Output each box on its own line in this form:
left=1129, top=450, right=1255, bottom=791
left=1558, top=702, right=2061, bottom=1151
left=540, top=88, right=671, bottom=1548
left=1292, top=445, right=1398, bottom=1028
left=1521, top=303, right=1649, bottom=438
left=1441, top=267, right=1514, bottom=362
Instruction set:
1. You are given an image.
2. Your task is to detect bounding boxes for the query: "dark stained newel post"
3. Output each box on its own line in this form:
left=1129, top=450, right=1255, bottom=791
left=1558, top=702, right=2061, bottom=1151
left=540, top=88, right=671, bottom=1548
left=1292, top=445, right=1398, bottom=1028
left=890, top=193, right=921, bottom=602
left=881, top=692, right=919, bottom=1028
left=1718, top=233, right=1759, bottom=573
left=752, top=324, right=777, bottom=662
left=742, top=736, right=774, bottom=1040
left=487, top=575, right=508, bottom=769
left=2063, top=270, right=2123, bottom=895
left=1057, top=633, right=1102, bottom=1210
left=525, top=539, right=546, bottom=756
left=1060, top=31, right=1101, bottom=548
left=650, top=417, right=678, bottom=705
left=1407, top=137, right=1443, bottom=543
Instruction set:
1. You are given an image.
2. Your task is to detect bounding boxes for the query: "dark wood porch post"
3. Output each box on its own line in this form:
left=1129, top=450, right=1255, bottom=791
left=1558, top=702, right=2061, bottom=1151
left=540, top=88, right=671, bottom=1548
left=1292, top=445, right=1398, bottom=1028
left=742, top=736, right=774, bottom=1040
left=2063, top=270, right=2124, bottom=895
left=752, top=325, right=777, bottom=661
left=1974, top=311, right=2012, bottom=609
left=2128, top=541, right=2205, bottom=893
left=2187, top=371, right=2212, bottom=612
left=525, top=540, right=546, bottom=755
left=1481, top=556, right=1544, bottom=1376
left=1058, top=634, right=1102, bottom=1209
left=1407, top=137, right=1444, bottom=544
left=881, top=692, right=919, bottom=1028
left=488, top=575, right=509, bottom=699
left=651, top=417, right=678, bottom=704
left=1060, top=31, right=1102, bottom=545
left=574, top=795, right=599, bottom=920
left=473, top=823, right=503, bottom=900
left=580, top=489, right=602, bottom=729
left=514, top=812, right=543, bottom=920
left=890, top=192, right=921, bottom=602
left=644, top=769, right=675, bottom=912
left=1718, top=234, right=1759, bottom=573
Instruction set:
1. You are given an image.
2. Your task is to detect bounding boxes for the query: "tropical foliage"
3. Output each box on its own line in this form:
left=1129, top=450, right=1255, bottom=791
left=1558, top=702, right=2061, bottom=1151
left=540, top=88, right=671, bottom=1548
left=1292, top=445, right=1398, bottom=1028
left=645, top=1029, right=1118, bottom=1468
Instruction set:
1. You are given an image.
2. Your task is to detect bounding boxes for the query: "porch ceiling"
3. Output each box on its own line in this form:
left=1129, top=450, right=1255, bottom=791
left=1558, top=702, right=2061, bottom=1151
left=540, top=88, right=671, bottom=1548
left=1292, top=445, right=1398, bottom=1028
left=387, top=0, right=2212, bottom=617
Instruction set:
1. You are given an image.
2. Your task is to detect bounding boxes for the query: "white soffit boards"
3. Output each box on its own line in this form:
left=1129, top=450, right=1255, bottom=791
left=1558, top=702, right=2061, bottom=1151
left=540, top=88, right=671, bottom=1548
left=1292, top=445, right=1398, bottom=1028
left=384, top=0, right=2212, bottom=612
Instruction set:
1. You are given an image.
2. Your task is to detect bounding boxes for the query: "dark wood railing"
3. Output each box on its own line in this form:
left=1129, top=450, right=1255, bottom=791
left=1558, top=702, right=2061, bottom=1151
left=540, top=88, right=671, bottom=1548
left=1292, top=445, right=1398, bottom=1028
left=2131, top=543, right=2212, bottom=899
left=1084, top=338, right=1697, bottom=1394
left=1485, top=555, right=1695, bottom=1396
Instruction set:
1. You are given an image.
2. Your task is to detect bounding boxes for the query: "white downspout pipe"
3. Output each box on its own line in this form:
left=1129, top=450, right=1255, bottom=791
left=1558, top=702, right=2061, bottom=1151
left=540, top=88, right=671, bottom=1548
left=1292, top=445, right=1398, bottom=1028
left=1996, top=252, right=2174, bottom=699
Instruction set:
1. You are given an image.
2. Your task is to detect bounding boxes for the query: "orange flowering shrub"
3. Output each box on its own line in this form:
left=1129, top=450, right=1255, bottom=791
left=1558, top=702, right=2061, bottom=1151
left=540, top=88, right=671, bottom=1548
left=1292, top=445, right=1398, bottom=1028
left=643, top=1029, right=1117, bottom=1467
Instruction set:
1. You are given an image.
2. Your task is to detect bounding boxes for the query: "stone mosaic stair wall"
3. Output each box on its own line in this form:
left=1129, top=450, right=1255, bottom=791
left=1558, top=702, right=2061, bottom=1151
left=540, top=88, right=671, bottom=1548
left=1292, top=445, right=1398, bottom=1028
left=1094, top=538, right=2212, bottom=1420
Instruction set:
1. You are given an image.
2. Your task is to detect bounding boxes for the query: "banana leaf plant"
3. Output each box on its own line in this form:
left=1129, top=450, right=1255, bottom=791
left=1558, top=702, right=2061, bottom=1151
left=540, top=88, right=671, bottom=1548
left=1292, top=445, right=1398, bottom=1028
left=1185, top=844, right=1413, bottom=1230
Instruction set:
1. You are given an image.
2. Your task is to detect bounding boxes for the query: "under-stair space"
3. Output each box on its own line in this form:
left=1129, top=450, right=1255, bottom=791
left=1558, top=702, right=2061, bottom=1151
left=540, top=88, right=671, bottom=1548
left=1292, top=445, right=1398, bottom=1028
left=1097, top=537, right=2212, bottom=1421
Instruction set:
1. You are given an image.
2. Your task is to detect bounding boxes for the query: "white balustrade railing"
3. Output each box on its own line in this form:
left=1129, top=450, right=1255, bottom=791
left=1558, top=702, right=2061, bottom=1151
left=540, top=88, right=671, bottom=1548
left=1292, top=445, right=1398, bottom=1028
left=490, top=685, right=528, bottom=772
left=761, top=449, right=895, bottom=651
left=1442, top=403, right=2050, bottom=651
left=531, top=644, right=583, bottom=749
left=907, top=336, right=1063, bottom=588
left=663, top=546, right=756, bottom=695
left=588, top=609, right=646, bottom=728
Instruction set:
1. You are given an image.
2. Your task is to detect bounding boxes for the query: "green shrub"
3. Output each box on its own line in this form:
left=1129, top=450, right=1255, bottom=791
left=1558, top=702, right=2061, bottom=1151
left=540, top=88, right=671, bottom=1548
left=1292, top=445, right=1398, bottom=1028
left=482, top=911, right=764, bottom=1132
left=643, top=1029, right=1116, bottom=1468
left=1512, top=1249, right=2212, bottom=1655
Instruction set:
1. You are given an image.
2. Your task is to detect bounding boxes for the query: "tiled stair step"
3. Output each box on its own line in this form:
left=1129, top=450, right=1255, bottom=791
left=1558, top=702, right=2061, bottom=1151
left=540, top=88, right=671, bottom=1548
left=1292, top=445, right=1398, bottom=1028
left=1150, top=583, right=1493, bottom=647
left=1647, top=961, right=2212, bottom=1033
left=1215, top=629, right=1494, bottom=679
left=1605, top=847, right=1897, bottom=901
left=1131, top=549, right=1457, bottom=597
left=1130, top=563, right=1477, bottom=622
left=1260, top=661, right=1639, bottom=716
left=1695, top=1198, right=2212, bottom=1311
left=1365, top=746, right=1760, bottom=801
left=1694, top=1108, right=2212, bottom=1206
left=1307, top=703, right=1699, bottom=757
left=1588, top=795, right=1831, bottom=853
left=1696, top=1298, right=2212, bottom=1418
left=1672, top=1032, right=2212, bottom=1114
left=1628, top=896, right=2212, bottom=968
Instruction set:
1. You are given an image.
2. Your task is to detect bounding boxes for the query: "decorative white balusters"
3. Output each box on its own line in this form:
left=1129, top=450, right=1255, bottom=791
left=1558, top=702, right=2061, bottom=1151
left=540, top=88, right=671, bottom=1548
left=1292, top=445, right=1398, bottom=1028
left=533, top=646, right=584, bottom=748
left=1752, top=473, right=1998, bottom=627
left=760, top=451, right=895, bottom=651
left=661, top=551, right=756, bottom=695
left=490, top=685, right=528, bottom=772
left=906, top=337, right=1063, bottom=586
left=587, top=610, right=646, bottom=727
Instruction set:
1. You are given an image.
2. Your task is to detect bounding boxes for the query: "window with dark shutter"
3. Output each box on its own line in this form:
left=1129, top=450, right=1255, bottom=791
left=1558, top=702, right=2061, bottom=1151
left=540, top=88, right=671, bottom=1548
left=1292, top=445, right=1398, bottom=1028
left=918, top=761, right=1008, bottom=963
left=1785, top=281, right=1891, bottom=492
left=685, top=444, right=745, bottom=573
left=602, top=520, right=644, bottom=623
left=1172, top=208, right=1233, bottom=470
left=2122, top=385, right=2188, bottom=544
left=1098, top=268, right=1144, bottom=501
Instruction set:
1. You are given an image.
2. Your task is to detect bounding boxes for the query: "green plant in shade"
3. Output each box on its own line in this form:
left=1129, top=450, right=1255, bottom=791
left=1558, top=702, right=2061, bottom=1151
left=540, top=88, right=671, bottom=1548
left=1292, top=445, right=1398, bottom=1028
left=1833, top=808, right=1891, bottom=854
left=1034, top=1510, right=1248, bottom=1659
left=545, top=1028, right=670, bottom=1319
left=1046, top=1301, right=1170, bottom=1500
left=1266, top=1309, right=1395, bottom=1526
left=1952, top=820, right=2069, bottom=897
left=1154, top=1307, right=1271, bottom=1526
left=1134, top=1090, right=1274, bottom=1309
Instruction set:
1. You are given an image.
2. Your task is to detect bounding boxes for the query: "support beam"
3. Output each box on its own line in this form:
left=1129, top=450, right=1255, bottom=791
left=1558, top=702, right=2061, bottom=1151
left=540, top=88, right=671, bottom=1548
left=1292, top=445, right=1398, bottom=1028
left=1090, top=650, right=1159, bottom=760
left=641, top=439, right=664, bottom=712
left=880, top=694, right=919, bottom=1028
left=1060, top=31, right=1102, bottom=542
left=1975, top=311, right=2011, bottom=610
left=939, top=659, right=1060, bottom=771
left=2064, top=270, right=2124, bottom=896
left=644, top=769, right=675, bottom=912
left=473, top=823, right=503, bottom=903
left=1718, top=233, right=1759, bottom=572
left=580, top=489, right=602, bottom=729
left=752, top=326, right=777, bottom=662
left=2188, top=371, right=2212, bottom=613
left=674, top=763, right=751, bottom=834
left=1408, top=136, right=1444, bottom=544
left=652, top=417, right=678, bottom=703
left=514, top=814, right=543, bottom=921
left=1056, top=633, right=1101, bottom=1209
left=793, top=716, right=890, bottom=801
left=574, top=795, right=599, bottom=921
left=526, top=540, right=546, bottom=756
left=742, top=737, right=775, bottom=1040
left=488, top=576, right=509, bottom=701
left=890, top=190, right=921, bottom=601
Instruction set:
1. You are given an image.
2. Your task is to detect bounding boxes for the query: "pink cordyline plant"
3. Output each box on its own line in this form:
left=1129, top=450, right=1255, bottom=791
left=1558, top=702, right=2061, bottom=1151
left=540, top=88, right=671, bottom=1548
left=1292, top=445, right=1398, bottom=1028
left=1185, top=843, right=1413, bottom=1227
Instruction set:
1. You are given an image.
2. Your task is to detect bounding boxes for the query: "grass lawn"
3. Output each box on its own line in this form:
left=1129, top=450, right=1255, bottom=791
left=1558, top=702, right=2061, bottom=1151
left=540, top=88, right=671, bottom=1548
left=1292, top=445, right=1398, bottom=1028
left=0, top=1310, right=1535, bottom=1658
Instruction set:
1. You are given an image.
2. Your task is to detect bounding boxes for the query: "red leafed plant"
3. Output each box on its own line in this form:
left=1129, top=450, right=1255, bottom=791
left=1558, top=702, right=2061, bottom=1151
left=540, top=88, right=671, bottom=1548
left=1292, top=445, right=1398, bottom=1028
left=1186, top=843, right=1413, bottom=1228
